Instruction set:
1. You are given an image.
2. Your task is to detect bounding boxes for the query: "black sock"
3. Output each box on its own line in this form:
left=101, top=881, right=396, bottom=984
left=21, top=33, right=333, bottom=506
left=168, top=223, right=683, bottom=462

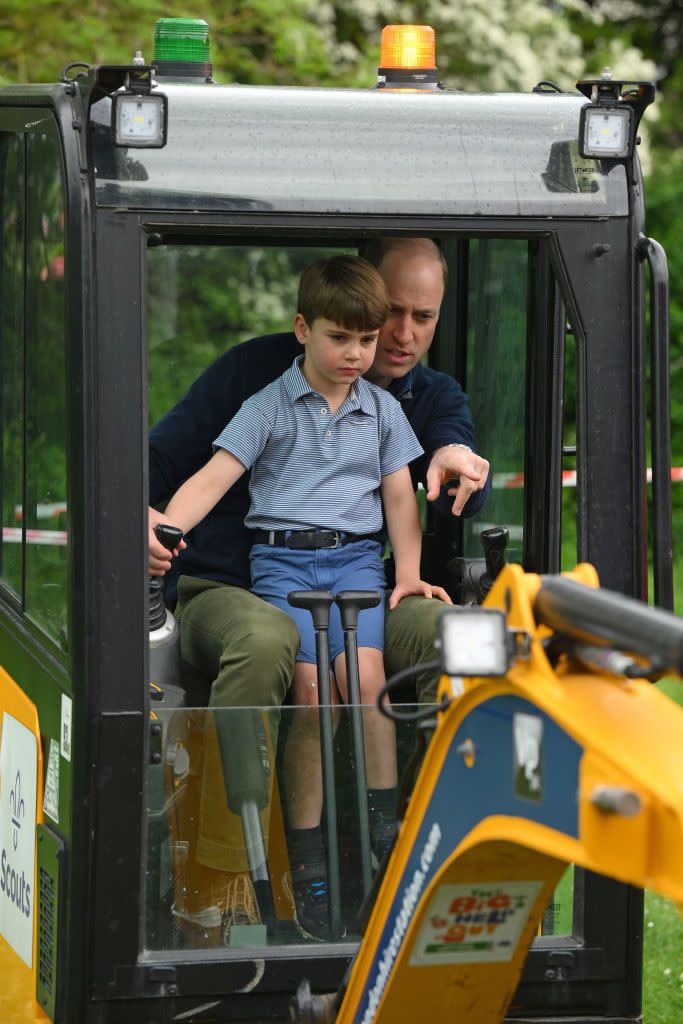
left=288, top=826, right=326, bottom=882
left=367, top=787, right=397, bottom=850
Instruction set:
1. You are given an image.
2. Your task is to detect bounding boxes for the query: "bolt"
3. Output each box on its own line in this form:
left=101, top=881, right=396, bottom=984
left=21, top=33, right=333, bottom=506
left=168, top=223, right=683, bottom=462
left=456, top=738, right=476, bottom=767
left=590, top=785, right=641, bottom=817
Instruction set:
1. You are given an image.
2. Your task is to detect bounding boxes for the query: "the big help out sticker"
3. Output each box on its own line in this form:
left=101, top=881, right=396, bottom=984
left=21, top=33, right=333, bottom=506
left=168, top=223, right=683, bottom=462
left=0, top=712, right=37, bottom=967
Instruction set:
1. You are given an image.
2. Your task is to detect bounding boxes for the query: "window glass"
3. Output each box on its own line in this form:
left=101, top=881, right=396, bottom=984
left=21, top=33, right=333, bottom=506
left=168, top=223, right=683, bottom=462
left=144, top=703, right=421, bottom=951
left=24, top=129, right=68, bottom=649
left=462, top=239, right=528, bottom=565
left=148, top=245, right=350, bottom=424
left=0, top=134, right=25, bottom=598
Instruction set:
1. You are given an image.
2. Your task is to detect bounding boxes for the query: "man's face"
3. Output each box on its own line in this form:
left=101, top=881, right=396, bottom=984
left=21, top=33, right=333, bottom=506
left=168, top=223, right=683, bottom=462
left=368, top=249, right=445, bottom=386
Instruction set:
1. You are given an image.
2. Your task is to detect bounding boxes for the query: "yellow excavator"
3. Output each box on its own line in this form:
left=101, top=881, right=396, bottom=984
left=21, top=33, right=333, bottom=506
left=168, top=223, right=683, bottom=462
left=291, top=561, right=683, bottom=1023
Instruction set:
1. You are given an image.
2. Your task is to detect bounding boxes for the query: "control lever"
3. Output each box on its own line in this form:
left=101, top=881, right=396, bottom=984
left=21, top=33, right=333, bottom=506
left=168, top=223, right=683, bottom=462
left=335, top=591, right=382, bottom=898
left=288, top=590, right=343, bottom=939
left=154, top=523, right=184, bottom=552
left=479, top=526, right=509, bottom=600
left=149, top=524, right=184, bottom=631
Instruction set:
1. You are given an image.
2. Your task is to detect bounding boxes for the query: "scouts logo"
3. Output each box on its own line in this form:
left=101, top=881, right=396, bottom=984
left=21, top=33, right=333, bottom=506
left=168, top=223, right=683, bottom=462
left=9, top=770, right=25, bottom=851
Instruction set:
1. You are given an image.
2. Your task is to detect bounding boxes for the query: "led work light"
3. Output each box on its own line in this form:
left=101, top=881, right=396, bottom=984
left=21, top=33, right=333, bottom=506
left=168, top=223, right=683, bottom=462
left=580, top=106, right=632, bottom=159
left=437, top=607, right=509, bottom=678
left=576, top=73, right=655, bottom=162
left=113, top=93, right=166, bottom=146
left=112, top=65, right=167, bottom=148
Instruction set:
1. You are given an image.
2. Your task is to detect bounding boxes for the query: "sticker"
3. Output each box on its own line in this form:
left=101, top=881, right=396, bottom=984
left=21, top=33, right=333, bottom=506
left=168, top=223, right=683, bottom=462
left=60, top=693, right=72, bottom=762
left=513, top=712, right=543, bottom=801
left=43, top=739, right=60, bottom=824
left=0, top=713, right=38, bottom=967
left=410, top=880, right=543, bottom=965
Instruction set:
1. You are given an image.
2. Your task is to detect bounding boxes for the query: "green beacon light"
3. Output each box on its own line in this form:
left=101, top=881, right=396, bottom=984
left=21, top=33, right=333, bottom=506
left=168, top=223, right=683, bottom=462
left=153, top=17, right=213, bottom=82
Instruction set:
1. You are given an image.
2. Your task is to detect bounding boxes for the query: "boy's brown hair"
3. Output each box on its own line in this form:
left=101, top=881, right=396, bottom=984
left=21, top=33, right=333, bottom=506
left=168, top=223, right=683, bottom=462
left=298, top=255, right=390, bottom=331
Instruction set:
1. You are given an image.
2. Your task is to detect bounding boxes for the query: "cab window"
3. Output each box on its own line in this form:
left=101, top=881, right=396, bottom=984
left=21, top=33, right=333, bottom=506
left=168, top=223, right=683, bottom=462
left=461, top=238, right=527, bottom=565
left=0, top=123, right=69, bottom=652
left=0, top=133, right=25, bottom=600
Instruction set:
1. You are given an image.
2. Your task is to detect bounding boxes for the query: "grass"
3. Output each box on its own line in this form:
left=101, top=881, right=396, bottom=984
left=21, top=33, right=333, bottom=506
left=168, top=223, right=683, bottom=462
left=643, top=680, right=683, bottom=1023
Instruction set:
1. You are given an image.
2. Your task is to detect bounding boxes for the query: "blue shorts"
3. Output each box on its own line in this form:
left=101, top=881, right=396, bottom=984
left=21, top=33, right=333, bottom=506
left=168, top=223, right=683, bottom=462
left=250, top=540, right=386, bottom=664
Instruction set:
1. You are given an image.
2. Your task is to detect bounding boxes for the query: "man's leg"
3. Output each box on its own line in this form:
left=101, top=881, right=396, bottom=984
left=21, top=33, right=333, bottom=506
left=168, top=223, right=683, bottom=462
left=383, top=594, right=443, bottom=703
left=175, top=577, right=299, bottom=874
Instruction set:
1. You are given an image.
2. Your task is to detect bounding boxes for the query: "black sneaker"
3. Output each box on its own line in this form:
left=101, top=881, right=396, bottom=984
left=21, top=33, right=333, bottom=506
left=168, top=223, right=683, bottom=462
left=289, top=873, right=329, bottom=941
left=371, top=834, right=396, bottom=872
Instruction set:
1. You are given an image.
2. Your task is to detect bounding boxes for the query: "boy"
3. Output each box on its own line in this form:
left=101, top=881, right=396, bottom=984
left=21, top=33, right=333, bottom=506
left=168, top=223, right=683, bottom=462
left=153, top=255, right=451, bottom=938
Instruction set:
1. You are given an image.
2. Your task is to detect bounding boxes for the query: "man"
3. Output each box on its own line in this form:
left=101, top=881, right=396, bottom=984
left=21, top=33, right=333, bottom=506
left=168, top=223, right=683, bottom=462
left=148, top=237, right=490, bottom=936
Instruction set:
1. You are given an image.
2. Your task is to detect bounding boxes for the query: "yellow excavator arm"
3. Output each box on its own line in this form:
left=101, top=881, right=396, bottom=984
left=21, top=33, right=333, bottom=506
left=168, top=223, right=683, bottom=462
left=296, top=563, right=683, bottom=1024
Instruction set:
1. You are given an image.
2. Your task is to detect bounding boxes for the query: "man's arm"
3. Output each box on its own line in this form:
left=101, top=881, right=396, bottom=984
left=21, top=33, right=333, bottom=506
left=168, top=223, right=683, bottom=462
left=381, top=467, right=452, bottom=609
left=149, top=346, right=249, bottom=506
left=149, top=332, right=298, bottom=506
left=149, top=451, right=246, bottom=575
left=406, top=370, right=490, bottom=517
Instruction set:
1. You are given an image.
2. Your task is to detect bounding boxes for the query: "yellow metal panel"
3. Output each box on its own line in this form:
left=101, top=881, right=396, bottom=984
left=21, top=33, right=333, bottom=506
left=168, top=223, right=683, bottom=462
left=337, top=563, right=683, bottom=1023
left=0, top=666, right=47, bottom=1023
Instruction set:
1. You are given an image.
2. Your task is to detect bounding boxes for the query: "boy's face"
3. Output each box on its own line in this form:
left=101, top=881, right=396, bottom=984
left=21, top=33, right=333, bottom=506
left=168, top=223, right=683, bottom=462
left=294, top=315, right=378, bottom=392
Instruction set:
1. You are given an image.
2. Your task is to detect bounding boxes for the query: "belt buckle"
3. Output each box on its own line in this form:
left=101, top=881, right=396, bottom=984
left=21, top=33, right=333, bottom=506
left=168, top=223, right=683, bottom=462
left=314, top=529, right=339, bottom=549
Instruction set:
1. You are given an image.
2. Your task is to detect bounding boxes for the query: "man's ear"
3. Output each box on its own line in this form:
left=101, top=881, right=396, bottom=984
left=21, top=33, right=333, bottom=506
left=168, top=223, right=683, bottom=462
left=293, top=314, right=309, bottom=345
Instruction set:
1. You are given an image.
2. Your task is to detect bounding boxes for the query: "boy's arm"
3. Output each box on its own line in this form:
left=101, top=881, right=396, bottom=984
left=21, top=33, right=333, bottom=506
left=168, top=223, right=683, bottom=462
left=381, top=467, right=452, bottom=610
left=149, top=451, right=246, bottom=572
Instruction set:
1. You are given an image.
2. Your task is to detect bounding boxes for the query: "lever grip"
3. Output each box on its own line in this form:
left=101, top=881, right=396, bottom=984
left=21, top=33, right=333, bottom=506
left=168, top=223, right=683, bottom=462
left=335, top=590, right=382, bottom=630
left=480, top=526, right=508, bottom=584
left=154, top=523, right=184, bottom=552
left=288, top=590, right=334, bottom=630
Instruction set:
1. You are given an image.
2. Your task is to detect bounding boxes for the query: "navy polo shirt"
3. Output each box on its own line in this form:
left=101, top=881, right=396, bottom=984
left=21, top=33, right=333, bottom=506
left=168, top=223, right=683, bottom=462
left=213, top=355, right=423, bottom=533
left=149, top=331, right=491, bottom=603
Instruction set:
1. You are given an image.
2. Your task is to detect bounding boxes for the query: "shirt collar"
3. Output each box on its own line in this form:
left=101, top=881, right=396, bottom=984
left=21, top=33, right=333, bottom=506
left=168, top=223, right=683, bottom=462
left=388, top=365, right=416, bottom=402
left=283, top=355, right=314, bottom=402
left=284, top=355, right=376, bottom=415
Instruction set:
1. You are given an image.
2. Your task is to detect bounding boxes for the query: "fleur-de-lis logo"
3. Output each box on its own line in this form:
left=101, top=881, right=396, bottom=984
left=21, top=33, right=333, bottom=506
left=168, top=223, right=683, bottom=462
left=9, top=770, right=24, bottom=851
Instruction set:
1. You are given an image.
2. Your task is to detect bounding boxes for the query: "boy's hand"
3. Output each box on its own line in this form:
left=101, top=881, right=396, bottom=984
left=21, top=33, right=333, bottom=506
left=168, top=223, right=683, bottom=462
left=148, top=506, right=186, bottom=576
left=389, top=578, right=453, bottom=610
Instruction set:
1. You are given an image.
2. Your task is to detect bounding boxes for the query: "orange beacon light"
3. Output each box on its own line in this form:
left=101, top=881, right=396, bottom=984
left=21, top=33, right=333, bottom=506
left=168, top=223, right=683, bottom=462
left=377, top=24, right=441, bottom=89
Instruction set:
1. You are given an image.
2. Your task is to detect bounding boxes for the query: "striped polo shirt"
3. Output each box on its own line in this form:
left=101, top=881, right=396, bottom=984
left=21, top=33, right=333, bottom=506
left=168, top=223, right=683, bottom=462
left=213, top=355, right=423, bottom=534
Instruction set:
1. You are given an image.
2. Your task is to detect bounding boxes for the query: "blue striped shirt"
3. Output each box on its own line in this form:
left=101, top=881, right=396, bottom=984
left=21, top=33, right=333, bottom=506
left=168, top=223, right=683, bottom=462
left=213, top=355, right=423, bottom=533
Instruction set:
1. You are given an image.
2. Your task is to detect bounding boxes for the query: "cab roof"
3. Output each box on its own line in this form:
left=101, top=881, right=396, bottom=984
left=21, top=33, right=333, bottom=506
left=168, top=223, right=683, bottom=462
left=7, top=80, right=631, bottom=217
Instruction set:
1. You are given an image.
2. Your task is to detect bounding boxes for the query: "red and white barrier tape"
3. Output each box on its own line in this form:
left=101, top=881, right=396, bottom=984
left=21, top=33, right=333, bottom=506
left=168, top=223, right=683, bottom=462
left=4, top=468, right=683, bottom=545
left=493, top=467, right=683, bottom=489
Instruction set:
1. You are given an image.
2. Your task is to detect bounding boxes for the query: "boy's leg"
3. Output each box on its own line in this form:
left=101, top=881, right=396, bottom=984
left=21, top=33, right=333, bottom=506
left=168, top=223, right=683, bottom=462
left=284, top=663, right=327, bottom=829
left=283, top=661, right=334, bottom=938
left=335, top=647, right=397, bottom=864
left=175, top=578, right=299, bottom=875
left=249, top=544, right=336, bottom=938
left=383, top=594, right=444, bottom=703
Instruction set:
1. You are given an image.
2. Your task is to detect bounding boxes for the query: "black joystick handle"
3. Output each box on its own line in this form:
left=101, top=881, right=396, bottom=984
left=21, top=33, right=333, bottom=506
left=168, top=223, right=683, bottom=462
left=480, top=527, right=509, bottom=599
left=154, top=523, right=184, bottom=552
left=335, top=590, right=382, bottom=630
left=287, top=590, right=334, bottom=630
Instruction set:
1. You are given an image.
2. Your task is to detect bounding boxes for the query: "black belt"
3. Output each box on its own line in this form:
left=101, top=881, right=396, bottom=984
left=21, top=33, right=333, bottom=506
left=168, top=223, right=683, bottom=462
left=250, top=528, right=377, bottom=550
